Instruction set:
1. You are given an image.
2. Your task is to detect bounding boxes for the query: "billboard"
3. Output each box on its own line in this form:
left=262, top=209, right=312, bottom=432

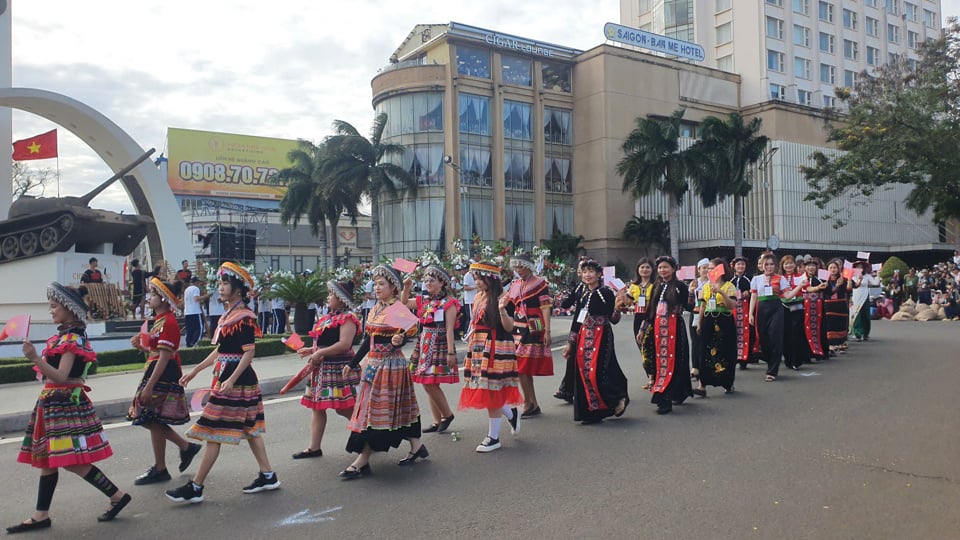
left=167, top=127, right=300, bottom=200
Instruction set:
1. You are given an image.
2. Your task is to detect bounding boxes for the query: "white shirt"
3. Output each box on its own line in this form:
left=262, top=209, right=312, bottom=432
left=462, top=272, right=477, bottom=305
left=271, top=297, right=286, bottom=310
left=258, top=297, right=271, bottom=313
left=208, top=298, right=225, bottom=316
left=362, top=280, right=376, bottom=309
left=183, top=285, right=202, bottom=315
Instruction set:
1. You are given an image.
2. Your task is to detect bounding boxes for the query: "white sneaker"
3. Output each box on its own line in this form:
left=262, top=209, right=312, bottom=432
left=475, top=437, right=501, bottom=453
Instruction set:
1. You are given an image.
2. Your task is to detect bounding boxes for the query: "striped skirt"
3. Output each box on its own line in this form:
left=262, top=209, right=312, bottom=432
left=18, top=384, right=113, bottom=469
left=460, top=328, right=523, bottom=410
left=128, top=359, right=190, bottom=426
left=410, top=326, right=460, bottom=385
left=187, top=363, right=266, bottom=445
left=346, top=345, right=421, bottom=453
left=301, top=352, right=359, bottom=410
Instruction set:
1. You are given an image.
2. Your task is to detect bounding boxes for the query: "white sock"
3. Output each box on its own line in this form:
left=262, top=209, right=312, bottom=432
left=488, top=418, right=502, bottom=440
left=262, top=471, right=275, bottom=479
left=502, top=405, right=514, bottom=420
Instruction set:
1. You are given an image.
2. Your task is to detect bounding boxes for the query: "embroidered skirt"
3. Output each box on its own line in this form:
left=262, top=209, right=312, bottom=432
left=410, top=325, right=460, bottom=385
left=187, top=357, right=266, bottom=445
left=300, top=352, right=359, bottom=410
left=18, top=384, right=113, bottom=469
left=460, top=327, right=523, bottom=410
left=128, top=359, right=190, bottom=426
left=346, top=344, right=421, bottom=453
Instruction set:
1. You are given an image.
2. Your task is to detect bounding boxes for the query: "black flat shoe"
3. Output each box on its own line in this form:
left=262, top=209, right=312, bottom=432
left=421, top=423, right=441, bottom=433
left=436, top=415, right=455, bottom=433
left=656, top=406, right=672, bottom=415
left=520, top=406, right=541, bottom=418
left=6, top=518, right=51, bottom=534
left=98, top=493, right=132, bottom=522
left=292, top=448, right=323, bottom=459
left=338, top=464, right=371, bottom=480
left=398, top=444, right=429, bottom=466
left=134, top=466, right=171, bottom=485
left=692, top=388, right=707, bottom=397
left=553, top=390, right=573, bottom=403
left=580, top=418, right=603, bottom=425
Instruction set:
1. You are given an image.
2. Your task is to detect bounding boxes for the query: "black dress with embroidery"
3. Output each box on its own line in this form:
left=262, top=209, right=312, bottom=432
left=572, top=286, right=629, bottom=423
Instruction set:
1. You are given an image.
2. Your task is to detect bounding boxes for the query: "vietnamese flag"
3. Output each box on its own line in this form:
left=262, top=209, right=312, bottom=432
left=12, top=129, right=58, bottom=161
left=0, top=314, right=31, bottom=341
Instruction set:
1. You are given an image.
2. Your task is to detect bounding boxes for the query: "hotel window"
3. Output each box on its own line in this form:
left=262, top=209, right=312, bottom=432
left=888, top=52, right=899, bottom=64
left=456, top=44, right=490, bottom=78
left=770, top=83, right=786, bottom=100
left=820, top=63, right=836, bottom=84
left=886, top=0, right=899, bottom=15
left=905, top=2, right=919, bottom=21
left=544, top=107, right=572, bottom=193
left=908, top=30, right=920, bottom=49
left=823, top=95, right=835, bottom=107
left=399, top=144, right=444, bottom=186
left=888, top=24, right=900, bottom=44
left=459, top=144, right=492, bottom=187
left=819, top=32, right=835, bottom=53
left=766, top=0, right=783, bottom=6
left=294, top=256, right=303, bottom=274
left=716, top=0, right=731, bottom=11
left=544, top=107, right=572, bottom=145
left=866, top=16, right=879, bottom=36
left=716, top=22, right=733, bottom=44
left=503, top=101, right=532, bottom=140
left=798, top=89, right=812, bottom=106
left=717, top=54, right=735, bottom=72
left=865, top=0, right=879, bottom=7
left=794, top=56, right=811, bottom=79
left=818, top=1, right=834, bottom=23
left=767, top=50, right=785, bottom=72
left=908, top=58, right=917, bottom=71
left=844, top=69, right=858, bottom=88
left=793, top=0, right=809, bottom=15
left=867, top=45, right=881, bottom=65
left=842, top=9, right=858, bottom=30
left=924, top=9, right=937, bottom=29
left=794, top=24, right=810, bottom=47
left=459, top=93, right=490, bottom=135
left=767, top=16, right=784, bottom=39
left=844, top=39, right=859, bottom=61
left=541, top=62, right=571, bottom=92
left=501, top=55, right=531, bottom=87
left=376, top=92, right=443, bottom=137
left=504, top=150, right=533, bottom=190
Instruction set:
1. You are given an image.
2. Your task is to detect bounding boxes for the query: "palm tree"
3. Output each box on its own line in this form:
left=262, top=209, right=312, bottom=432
left=323, top=113, right=417, bottom=263
left=617, top=109, right=692, bottom=259
left=276, top=139, right=331, bottom=269
left=689, top=113, right=770, bottom=257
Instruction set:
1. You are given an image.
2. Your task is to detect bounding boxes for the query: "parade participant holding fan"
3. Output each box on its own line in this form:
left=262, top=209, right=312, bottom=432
left=779, top=255, right=808, bottom=371
left=400, top=265, right=461, bottom=434
left=573, top=259, right=629, bottom=424
left=166, top=262, right=279, bottom=504
left=801, top=258, right=829, bottom=362
left=694, top=259, right=738, bottom=395
left=641, top=256, right=694, bottom=414
left=460, top=261, right=524, bottom=452
left=508, top=252, right=553, bottom=418
left=621, top=258, right=655, bottom=389
left=127, top=278, right=200, bottom=486
left=730, top=256, right=753, bottom=370
left=8, top=283, right=131, bottom=534
left=291, top=280, right=360, bottom=460
left=824, top=259, right=852, bottom=354
left=338, top=265, right=425, bottom=479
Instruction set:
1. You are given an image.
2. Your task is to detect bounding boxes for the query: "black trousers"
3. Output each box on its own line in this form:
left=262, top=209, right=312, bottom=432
left=185, top=314, right=203, bottom=347
left=757, top=301, right=784, bottom=377
left=782, top=305, right=806, bottom=368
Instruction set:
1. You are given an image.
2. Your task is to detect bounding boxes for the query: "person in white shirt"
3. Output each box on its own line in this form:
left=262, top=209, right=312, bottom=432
left=850, top=261, right=881, bottom=341
left=207, top=295, right=226, bottom=338
left=361, top=277, right=376, bottom=331
left=183, top=277, right=209, bottom=347
left=461, top=268, right=477, bottom=324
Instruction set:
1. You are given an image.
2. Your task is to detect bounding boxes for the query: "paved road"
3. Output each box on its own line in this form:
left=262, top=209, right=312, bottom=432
left=1, top=320, right=958, bottom=539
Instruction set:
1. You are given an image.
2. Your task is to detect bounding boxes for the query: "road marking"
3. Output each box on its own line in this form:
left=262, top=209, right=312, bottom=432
left=277, top=506, right=342, bottom=526
left=800, top=371, right=821, bottom=377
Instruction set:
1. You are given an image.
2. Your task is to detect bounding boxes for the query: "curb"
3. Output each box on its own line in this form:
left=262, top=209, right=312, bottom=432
left=0, top=333, right=569, bottom=436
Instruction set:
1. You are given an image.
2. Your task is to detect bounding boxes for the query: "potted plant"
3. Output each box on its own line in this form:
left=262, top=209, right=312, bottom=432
left=268, top=272, right=327, bottom=334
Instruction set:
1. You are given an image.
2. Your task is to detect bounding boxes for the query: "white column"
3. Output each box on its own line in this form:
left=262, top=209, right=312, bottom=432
left=0, top=1, right=12, bottom=220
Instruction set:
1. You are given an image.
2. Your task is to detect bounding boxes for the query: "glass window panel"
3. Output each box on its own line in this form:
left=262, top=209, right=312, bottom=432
left=456, top=44, right=490, bottom=78
left=504, top=149, right=532, bottom=190
left=541, top=62, right=571, bottom=92
left=458, top=93, right=490, bottom=135
left=503, top=100, right=532, bottom=140
left=716, top=22, right=732, bottom=44
left=501, top=55, right=531, bottom=86
left=544, top=107, right=572, bottom=145
left=545, top=156, right=572, bottom=193
left=459, top=144, right=492, bottom=187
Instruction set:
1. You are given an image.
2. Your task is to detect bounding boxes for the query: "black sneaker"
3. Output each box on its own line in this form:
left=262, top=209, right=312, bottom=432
left=475, top=436, right=501, bottom=453
left=179, top=443, right=202, bottom=473
left=134, top=466, right=171, bottom=485
left=504, top=407, right=521, bottom=434
left=242, top=472, right=281, bottom=494
left=165, top=481, right=204, bottom=504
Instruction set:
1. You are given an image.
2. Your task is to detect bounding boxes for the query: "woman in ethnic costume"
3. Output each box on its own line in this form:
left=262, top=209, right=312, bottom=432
left=338, top=265, right=426, bottom=480
left=291, top=280, right=361, bottom=459
left=572, top=259, right=629, bottom=424
left=693, top=258, right=738, bottom=396
left=619, top=258, right=654, bottom=389
left=729, top=256, right=753, bottom=371
left=800, top=258, right=829, bottom=363
left=641, top=256, right=693, bottom=415
left=508, top=252, right=553, bottom=418
left=400, top=265, right=461, bottom=433
left=688, top=258, right=710, bottom=384
left=165, top=262, right=279, bottom=504
left=128, top=278, right=201, bottom=486
left=779, top=255, right=809, bottom=371
left=7, top=283, right=131, bottom=534
left=824, top=258, right=852, bottom=354
left=850, top=261, right=881, bottom=341
left=459, top=261, right=524, bottom=452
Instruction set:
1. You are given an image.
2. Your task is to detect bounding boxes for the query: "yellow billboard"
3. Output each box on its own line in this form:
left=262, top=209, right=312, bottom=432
left=167, top=127, right=299, bottom=200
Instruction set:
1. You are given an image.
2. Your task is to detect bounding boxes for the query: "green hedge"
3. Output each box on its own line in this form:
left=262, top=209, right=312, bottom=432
left=0, top=338, right=295, bottom=385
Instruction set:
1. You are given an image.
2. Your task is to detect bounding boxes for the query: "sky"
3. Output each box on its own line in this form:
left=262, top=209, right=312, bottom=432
left=8, top=1, right=960, bottom=213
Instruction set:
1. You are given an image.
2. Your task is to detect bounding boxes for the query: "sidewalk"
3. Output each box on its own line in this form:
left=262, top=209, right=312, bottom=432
left=0, top=328, right=571, bottom=435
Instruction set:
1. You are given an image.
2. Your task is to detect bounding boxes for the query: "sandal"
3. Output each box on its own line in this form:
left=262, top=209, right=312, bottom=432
left=98, top=493, right=132, bottom=522
left=764, top=375, right=776, bottom=382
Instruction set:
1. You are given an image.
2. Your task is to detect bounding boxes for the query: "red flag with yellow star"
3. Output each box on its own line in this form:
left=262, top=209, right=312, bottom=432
left=12, top=129, right=57, bottom=160
left=0, top=314, right=30, bottom=341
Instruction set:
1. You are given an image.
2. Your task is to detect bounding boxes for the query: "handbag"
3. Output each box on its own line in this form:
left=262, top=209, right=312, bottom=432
left=527, top=314, right=545, bottom=340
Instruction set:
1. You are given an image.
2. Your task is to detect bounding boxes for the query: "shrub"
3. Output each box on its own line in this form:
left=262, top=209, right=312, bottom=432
left=879, top=255, right=910, bottom=285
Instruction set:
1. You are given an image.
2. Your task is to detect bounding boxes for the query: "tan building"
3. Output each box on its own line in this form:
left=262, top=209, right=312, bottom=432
left=372, top=21, right=951, bottom=266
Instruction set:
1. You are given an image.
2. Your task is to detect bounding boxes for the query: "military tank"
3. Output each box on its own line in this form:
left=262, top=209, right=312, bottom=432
left=0, top=149, right=157, bottom=263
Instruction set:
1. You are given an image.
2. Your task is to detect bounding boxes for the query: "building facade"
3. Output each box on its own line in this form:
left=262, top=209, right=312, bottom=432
left=372, top=20, right=953, bottom=267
